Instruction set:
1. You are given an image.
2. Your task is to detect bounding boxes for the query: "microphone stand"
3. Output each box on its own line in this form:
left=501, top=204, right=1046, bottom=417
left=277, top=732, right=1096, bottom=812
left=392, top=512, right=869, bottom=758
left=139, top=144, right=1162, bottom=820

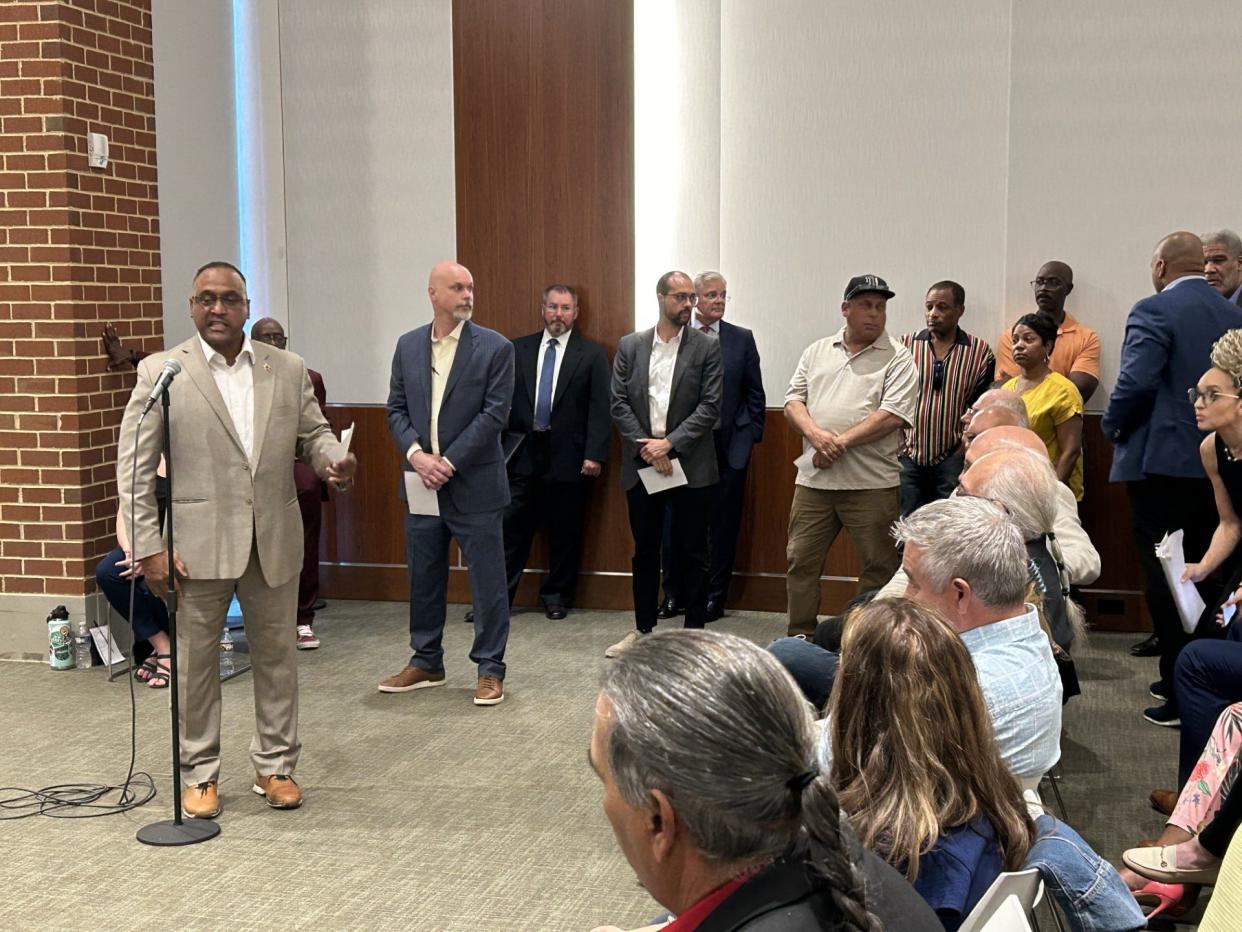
left=137, top=386, right=220, bottom=846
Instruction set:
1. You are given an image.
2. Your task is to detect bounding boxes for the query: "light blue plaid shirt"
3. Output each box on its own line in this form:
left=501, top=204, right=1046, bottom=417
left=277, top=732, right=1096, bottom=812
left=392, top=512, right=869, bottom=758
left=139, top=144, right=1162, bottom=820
left=960, top=605, right=1063, bottom=779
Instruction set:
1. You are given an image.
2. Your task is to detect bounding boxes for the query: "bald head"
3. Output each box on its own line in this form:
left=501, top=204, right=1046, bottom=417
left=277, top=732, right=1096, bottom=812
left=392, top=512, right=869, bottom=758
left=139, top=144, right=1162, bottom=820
left=1152, top=232, right=1207, bottom=292
left=960, top=448, right=1059, bottom=539
left=963, top=407, right=1025, bottom=449
left=1033, top=260, right=1074, bottom=317
left=427, top=260, right=475, bottom=326
left=250, top=317, right=285, bottom=349
left=964, top=425, right=1048, bottom=468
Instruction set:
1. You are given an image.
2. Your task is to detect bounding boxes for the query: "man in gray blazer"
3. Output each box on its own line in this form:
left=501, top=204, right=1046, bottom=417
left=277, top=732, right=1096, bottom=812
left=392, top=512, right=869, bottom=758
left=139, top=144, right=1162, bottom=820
left=380, top=261, right=515, bottom=705
left=607, top=270, right=723, bottom=658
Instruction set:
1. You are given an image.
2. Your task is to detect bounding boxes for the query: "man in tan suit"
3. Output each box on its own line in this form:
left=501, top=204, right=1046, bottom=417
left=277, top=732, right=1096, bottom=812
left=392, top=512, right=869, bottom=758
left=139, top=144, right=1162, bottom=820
left=117, top=260, right=356, bottom=819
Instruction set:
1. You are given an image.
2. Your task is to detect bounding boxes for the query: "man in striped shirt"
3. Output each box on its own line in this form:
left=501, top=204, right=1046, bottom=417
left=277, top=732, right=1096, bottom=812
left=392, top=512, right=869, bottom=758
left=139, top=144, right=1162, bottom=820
left=899, top=281, right=995, bottom=516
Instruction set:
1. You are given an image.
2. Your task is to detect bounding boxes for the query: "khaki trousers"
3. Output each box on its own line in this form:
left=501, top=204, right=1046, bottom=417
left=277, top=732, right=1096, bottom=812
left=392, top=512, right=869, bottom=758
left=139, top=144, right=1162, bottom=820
left=176, top=541, right=300, bottom=785
left=785, top=485, right=900, bottom=636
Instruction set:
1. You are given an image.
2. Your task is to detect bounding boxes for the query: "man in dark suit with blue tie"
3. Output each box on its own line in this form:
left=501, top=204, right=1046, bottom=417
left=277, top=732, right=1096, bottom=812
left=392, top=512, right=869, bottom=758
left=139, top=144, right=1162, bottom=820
left=1104, top=231, right=1242, bottom=727
left=379, top=261, right=515, bottom=706
left=501, top=285, right=611, bottom=619
left=658, top=272, right=765, bottom=622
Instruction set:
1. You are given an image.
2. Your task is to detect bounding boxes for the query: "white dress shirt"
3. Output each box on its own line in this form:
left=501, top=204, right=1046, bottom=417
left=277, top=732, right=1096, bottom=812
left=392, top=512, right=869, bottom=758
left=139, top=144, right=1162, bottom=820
left=534, top=328, right=569, bottom=409
left=198, top=334, right=255, bottom=464
left=647, top=326, right=683, bottom=438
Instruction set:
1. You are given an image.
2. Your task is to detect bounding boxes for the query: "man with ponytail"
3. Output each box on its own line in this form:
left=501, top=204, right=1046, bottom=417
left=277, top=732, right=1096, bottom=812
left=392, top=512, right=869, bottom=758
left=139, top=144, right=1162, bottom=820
left=587, top=630, right=935, bottom=931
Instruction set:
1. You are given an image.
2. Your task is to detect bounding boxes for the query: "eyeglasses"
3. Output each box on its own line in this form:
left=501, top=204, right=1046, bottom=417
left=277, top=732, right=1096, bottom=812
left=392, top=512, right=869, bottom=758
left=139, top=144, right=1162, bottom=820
left=1188, top=387, right=1241, bottom=406
left=1030, top=278, right=1064, bottom=290
left=194, top=291, right=247, bottom=309
left=700, top=290, right=730, bottom=303
left=255, top=333, right=287, bottom=347
left=661, top=292, right=699, bottom=305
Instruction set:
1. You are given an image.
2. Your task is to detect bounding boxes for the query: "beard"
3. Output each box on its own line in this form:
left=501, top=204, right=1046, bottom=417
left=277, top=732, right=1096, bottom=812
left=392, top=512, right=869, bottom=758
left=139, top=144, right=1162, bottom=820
left=451, top=306, right=474, bottom=322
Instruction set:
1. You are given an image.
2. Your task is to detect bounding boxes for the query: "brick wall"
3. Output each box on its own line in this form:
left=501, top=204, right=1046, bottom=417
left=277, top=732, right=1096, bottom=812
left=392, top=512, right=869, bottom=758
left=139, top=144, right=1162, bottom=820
left=0, top=0, right=159, bottom=653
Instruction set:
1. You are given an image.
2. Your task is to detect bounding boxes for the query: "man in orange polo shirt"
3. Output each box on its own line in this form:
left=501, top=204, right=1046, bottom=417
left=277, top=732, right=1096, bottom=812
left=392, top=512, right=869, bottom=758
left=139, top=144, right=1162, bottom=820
left=995, top=260, right=1101, bottom=404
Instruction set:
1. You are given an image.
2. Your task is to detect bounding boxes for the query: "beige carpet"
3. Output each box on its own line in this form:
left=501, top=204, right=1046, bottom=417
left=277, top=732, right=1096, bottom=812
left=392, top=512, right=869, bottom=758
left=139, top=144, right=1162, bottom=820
left=0, top=601, right=1206, bottom=929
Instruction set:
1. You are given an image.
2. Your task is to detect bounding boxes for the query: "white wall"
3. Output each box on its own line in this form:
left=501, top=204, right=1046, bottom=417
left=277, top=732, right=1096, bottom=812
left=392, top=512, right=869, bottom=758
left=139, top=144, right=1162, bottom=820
left=719, top=0, right=1011, bottom=403
left=279, top=0, right=457, bottom=404
left=152, top=0, right=240, bottom=346
left=644, top=0, right=1242, bottom=411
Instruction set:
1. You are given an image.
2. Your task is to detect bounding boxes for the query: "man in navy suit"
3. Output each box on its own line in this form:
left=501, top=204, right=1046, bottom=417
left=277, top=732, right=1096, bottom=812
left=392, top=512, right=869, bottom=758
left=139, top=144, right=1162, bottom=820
left=379, top=261, right=515, bottom=706
left=1104, top=231, right=1242, bottom=727
left=658, top=272, right=765, bottom=622
left=501, top=284, right=611, bottom=618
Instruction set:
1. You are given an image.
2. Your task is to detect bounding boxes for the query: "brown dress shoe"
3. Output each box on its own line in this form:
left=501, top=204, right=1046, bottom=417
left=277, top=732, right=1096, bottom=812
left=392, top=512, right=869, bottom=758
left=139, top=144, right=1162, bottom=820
left=182, top=781, right=221, bottom=819
left=252, top=773, right=303, bottom=809
left=1150, top=788, right=1178, bottom=816
left=377, top=664, right=446, bottom=693
left=474, top=675, right=504, bottom=706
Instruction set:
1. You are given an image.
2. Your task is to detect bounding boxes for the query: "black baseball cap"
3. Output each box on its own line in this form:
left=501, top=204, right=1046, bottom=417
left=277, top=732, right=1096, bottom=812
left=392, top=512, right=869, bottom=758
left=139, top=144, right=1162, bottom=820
left=843, top=274, right=895, bottom=301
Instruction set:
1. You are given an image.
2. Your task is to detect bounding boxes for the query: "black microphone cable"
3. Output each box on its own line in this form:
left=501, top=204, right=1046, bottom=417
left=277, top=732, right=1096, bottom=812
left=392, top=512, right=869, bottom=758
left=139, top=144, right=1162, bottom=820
left=0, top=408, right=158, bottom=820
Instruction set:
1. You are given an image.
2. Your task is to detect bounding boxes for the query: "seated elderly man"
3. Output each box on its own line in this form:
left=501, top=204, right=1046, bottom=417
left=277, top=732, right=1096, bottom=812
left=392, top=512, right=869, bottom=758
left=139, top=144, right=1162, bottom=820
left=962, top=404, right=1027, bottom=448
left=960, top=388, right=1030, bottom=432
left=771, top=498, right=1062, bottom=783
left=590, top=629, right=936, bottom=931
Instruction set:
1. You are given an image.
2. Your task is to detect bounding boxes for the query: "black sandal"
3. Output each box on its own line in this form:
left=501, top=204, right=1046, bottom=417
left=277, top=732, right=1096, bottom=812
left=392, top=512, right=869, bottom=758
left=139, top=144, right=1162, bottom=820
left=146, top=656, right=171, bottom=689
left=135, top=653, right=170, bottom=684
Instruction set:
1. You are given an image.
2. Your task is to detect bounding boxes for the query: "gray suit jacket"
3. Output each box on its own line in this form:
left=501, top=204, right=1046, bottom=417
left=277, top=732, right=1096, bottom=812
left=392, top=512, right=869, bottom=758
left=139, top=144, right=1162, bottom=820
left=610, top=325, right=723, bottom=490
left=117, top=337, right=338, bottom=587
left=387, top=319, right=515, bottom=514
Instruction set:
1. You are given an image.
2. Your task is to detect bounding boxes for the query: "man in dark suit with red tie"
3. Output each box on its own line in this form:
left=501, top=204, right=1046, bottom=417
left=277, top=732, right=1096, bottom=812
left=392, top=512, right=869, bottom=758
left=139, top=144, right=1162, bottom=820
left=659, top=271, right=765, bottom=622
left=500, top=285, right=611, bottom=618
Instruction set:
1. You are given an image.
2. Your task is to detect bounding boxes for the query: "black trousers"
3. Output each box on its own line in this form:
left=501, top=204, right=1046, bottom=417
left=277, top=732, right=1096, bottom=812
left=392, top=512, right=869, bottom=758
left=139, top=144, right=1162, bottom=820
left=502, top=438, right=590, bottom=609
left=627, top=482, right=715, bottom=632
left=662, top=460, right=749, bottom=606
left=1126, top=475, right=1217, bottom=703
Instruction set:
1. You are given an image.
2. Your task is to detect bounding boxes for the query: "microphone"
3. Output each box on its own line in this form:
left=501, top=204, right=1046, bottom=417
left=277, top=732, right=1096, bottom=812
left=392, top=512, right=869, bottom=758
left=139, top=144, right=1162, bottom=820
left=140, top=359, right=182, bottom=415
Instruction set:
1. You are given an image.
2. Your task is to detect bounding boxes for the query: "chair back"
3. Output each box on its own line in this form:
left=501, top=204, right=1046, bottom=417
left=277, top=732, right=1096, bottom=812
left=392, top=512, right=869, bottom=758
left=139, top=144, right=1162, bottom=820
left=958, top=868, right=1042, bottom=932
left=978, top=895, right=1035, bottom=931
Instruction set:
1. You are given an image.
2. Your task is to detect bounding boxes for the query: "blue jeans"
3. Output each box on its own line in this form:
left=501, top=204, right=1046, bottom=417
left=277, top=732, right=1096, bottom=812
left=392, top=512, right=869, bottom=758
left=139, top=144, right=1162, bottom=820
left=95, top=545, right=169, bottom=644
left=768, top=636, right=839, bottom=712
left=899, top=450, right=964, bottom=517
left=1024, top=814, right=1145, bottom=932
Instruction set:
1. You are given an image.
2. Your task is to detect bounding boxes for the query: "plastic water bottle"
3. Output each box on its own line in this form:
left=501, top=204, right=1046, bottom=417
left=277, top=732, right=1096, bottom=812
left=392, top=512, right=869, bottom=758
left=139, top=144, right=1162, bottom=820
left=219, top=627, right=235, bottom=677
left=73, top=618, right=92, bottom=670
left=47, top=605, right=73, bottom=670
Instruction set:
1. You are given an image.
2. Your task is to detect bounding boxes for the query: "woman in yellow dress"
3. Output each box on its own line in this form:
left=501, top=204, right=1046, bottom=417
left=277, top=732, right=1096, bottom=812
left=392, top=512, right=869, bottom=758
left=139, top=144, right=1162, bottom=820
left=1002, top=313, right=1085, bottom=500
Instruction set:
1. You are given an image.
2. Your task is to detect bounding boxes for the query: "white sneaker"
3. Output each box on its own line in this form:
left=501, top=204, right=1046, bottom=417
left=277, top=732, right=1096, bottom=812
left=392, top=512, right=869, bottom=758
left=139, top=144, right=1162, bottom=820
left=296, top=625, right=320, bottom=650
left=605, top=631, right=643, bottom=659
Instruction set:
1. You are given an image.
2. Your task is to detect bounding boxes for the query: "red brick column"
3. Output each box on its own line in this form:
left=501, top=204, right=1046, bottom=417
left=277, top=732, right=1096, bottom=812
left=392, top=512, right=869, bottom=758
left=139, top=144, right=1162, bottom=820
left=0, top=0, right=160, bottom=656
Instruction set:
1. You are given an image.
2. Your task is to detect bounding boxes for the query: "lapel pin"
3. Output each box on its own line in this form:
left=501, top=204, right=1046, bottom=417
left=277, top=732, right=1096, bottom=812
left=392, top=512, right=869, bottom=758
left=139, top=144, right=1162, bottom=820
left=263, top=362, right=272, bottom=372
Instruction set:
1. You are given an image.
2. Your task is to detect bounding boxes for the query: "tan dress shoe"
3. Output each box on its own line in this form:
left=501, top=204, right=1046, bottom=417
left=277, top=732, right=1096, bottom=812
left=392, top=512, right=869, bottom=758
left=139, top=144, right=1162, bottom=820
left=474, top=675, right=504, bottom=706
left=252, top=773, right=302, bottom=809
left=182, top=781, right=221, bottom=819
left=1149, top=788, right=1178, bottom=816
left=378, top=664, right=446, bottom=693
left=605, top=631, right=642, bottom=658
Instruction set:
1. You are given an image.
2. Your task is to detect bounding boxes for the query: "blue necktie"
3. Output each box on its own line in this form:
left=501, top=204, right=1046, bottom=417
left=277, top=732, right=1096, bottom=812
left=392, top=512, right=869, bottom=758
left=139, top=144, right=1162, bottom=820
left=534, top=338, right=557, bottom=429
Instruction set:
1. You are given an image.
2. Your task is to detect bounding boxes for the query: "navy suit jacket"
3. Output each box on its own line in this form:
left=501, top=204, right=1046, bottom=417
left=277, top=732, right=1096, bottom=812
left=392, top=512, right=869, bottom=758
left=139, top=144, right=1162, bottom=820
left=387, top=320, right=515, bottom=513
left=715, top=320, right=766, bottom=470
left=508, top=329, right=611, bottom=483
left=1103, top=277, right=1242, bottom=481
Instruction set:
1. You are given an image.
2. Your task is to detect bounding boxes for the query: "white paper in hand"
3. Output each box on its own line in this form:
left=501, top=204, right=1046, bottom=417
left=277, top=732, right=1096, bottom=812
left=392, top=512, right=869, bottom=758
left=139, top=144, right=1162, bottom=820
left=403, top=471, right=440, bottom=516
left=794, top=448, right=818, bottom=473
left=338, top=422, right=355, bottom=461
left=1155, top=530, right=1205, bottom=633
left=637, top=459, right=688, bottom=494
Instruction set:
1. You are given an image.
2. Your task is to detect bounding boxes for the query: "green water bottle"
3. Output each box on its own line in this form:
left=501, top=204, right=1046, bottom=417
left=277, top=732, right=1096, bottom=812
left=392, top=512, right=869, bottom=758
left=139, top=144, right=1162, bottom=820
left=47, top=605, right=73, bottom=670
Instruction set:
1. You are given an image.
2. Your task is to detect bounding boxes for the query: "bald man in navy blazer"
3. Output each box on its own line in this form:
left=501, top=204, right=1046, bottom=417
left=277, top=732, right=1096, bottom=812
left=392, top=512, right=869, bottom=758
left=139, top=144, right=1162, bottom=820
left=660, top=272, right=765, bottom=621
left=380, top=261, right=515, bottom=706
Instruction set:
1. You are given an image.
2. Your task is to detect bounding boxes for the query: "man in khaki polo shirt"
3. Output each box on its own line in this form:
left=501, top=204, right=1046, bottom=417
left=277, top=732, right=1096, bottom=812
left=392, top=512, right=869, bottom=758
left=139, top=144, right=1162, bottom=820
left=783, top=274, right=918, bottom=636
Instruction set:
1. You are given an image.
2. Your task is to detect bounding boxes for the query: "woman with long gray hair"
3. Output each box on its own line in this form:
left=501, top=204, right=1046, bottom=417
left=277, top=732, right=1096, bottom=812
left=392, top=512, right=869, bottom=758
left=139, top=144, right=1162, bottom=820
left=589, top=629, right=936, bottom=931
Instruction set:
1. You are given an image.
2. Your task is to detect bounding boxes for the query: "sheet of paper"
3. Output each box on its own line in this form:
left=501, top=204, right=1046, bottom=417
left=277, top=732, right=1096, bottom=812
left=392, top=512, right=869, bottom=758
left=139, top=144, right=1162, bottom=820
left=1223, top=601, right=1237, bottom=627
left=794, top=448, right=817, bottom=472
left=637, top=458, right=688, bottom=494
left=1155, top=530, right=1205, bottom=633
left=403, top=470, right=441, bottom=516
left=339, top=422, right=355, bottom=459
left=89, top=624, right=127, bottom=666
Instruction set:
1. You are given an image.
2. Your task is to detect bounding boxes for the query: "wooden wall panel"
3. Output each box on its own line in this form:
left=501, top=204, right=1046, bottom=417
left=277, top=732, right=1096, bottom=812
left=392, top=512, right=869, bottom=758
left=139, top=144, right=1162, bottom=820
left=321, top=405, right=1148, bottom=631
